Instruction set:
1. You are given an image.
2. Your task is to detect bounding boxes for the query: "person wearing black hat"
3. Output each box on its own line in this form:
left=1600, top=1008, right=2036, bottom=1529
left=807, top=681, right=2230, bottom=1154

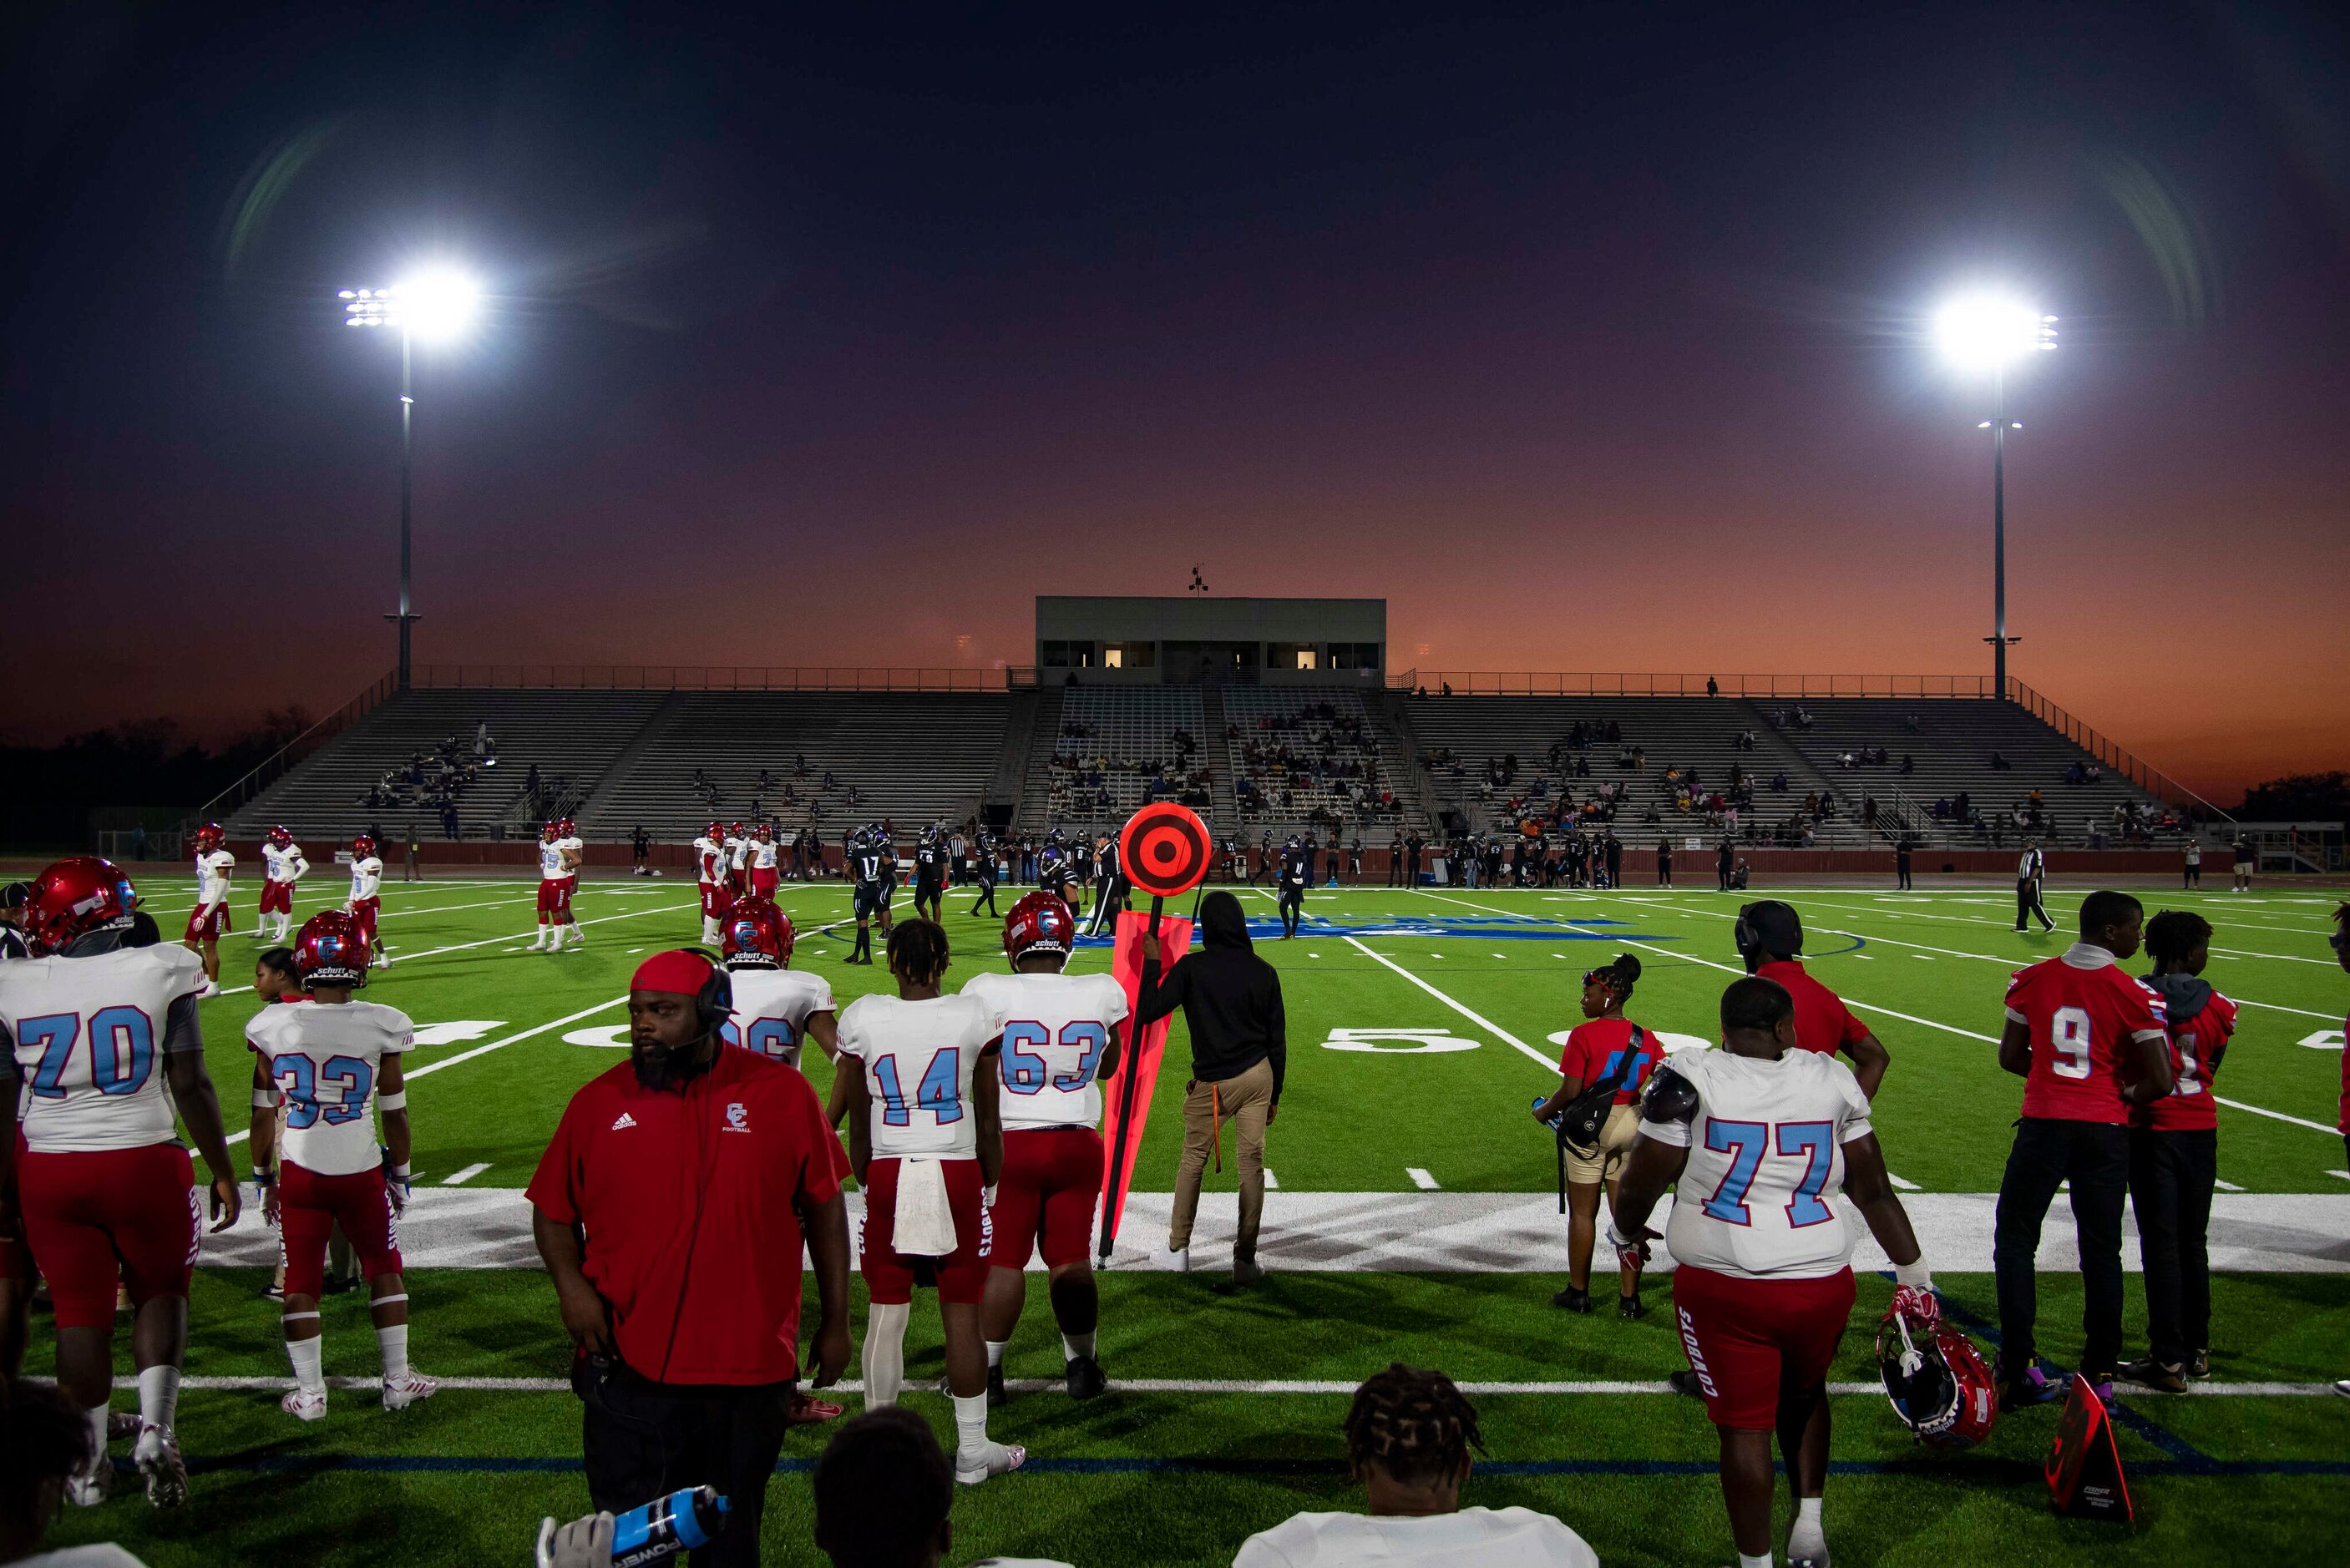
left=0, top=883, right=30, bottom=962
left=1733, top=902, right=1890, bottom=1100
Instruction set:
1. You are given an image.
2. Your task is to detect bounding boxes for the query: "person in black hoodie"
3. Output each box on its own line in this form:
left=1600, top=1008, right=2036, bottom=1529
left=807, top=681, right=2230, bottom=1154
left=1138, top=892, right=1286, bottom=1291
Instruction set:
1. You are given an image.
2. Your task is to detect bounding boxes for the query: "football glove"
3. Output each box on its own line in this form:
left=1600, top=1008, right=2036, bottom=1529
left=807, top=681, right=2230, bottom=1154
left=1889, top=1283, right=1940, bottom=1326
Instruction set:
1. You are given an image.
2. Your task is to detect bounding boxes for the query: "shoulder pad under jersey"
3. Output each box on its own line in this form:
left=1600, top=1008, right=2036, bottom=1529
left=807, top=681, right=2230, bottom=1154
left=1642, top=1064, right=1700, bottom=1124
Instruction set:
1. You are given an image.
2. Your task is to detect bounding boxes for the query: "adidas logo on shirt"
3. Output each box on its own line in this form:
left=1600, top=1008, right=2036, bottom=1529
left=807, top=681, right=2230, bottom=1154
left=610, top=1112, right=638, bottom=1131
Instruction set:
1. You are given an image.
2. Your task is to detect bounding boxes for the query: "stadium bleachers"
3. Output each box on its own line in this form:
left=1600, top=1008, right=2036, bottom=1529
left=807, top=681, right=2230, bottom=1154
left=1219, top=687, right=1415, bottom=837
left=1026, top=685, right=1213, bottom=835
left=223, top=689, right=672, bottom=842
left=1397, top=695, right=1856, bottom=844
left=1753, top=697, right=2189, bottom=846
left=581, top=691, right=1010, bottom=841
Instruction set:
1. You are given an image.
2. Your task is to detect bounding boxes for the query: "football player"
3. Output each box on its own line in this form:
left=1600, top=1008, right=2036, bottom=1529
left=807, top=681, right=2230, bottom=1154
left=727, top=822, right=751, bottom=901
left=256, top=827, right=306, bottom=943
left=347, top=832, right=391, bottom=968
left=912, top=826, right=947, bottom=925
left=834, top=919, right=1025, bottom=1483
left=246, top=912, right=436, bottom=1421
left=845, top=830, right=891, bottom=966
left=1610, top=977, right=1935, bottom=1568
left=694, top=822, right=730, bottom=944
left=968, top=831, right=1001, bottom=918
left=748, top=824, right=782, bottom=900
left=530, top=822, right=584, bottom=952
left=963, top=893, right=1129, bottom=1405
left=0, top=857, right=244, bottom=1508
left=1733, top=902, right=1889, bottom=1098
left=1067, top=835, right=1094, bottom=918
left=184, top=822, right=235, bottom=996
left=1083, top=833, right=1128, bottom=938
left=2121, top=910, right=2236, bottom=1392
left=1991, top=889, right=2174, bottom=1410
left=1275, top=834, right=1309, bottom=938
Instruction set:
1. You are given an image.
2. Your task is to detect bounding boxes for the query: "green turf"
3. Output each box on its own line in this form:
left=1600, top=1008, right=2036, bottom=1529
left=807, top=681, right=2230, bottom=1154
left=33, top=873, right=2350, bottom=1564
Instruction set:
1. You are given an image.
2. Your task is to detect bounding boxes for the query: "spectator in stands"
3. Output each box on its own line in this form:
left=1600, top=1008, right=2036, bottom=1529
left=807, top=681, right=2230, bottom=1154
left=1705, top=675, right=1719, bottom=698
left=1233, top=1365, right=1598, bottom=1568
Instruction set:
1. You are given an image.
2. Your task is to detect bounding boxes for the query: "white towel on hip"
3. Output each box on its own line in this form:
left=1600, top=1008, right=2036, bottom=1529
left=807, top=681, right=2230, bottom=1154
left=892, top=1157, right=957, bottom=1256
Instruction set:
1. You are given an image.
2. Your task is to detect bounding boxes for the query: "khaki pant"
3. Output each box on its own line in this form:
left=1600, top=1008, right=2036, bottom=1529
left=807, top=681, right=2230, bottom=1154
left=1565, top=1100, right=1640, bottom=1186
left=1167, top=1058, right=1274, bottom=1265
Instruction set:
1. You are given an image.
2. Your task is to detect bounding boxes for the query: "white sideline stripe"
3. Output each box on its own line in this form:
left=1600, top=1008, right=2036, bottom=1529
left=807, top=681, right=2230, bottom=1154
left=1340, top=934, right=1554, bottom=1070
left=1428, top=891, right=2344, bottom=1138
left=1264, top=1171, right=1280, bottom=1190
left=2215, top=1179, right=2245, bottom=1192
left=1888, top=1174, right=1920, bottom=1191
left=1407, top=1167, right=1439, bottom=1190
left=109, top=1374, right=2338, bottom=1398
left=2214, top=948, right=2337, bottom=967
left=1804, top=895, right=2338, bottom=969
left=1810, top=925, right=2340, bottom=1020
left=441, top=1163, right=491, bottom=1186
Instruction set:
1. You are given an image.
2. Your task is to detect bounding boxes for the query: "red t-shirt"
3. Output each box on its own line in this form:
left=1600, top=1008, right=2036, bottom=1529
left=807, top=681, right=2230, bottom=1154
left=2135, top=988, right=2237, bottom=1134
left=527, top=1047, right=842, bottom=1385
left=2003, top=947, right=2169, bottom=1125
left=1557, top=1018, right=1663, bottom=1106
left=1755, top=960, right=1869, bottom=1060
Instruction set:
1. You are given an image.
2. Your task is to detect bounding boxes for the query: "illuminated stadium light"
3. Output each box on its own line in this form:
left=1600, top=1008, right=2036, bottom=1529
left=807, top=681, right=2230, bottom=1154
left=1932, top=294, right=2056, bottom=372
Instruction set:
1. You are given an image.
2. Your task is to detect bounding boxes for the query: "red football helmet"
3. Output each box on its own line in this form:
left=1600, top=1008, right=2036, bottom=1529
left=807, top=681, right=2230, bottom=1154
left=352, top=833, right=378, bottom=857
left=727, top=822, right=743, bottom=837
left=21, top=857, right=139, bottom=954
left=1004, top=891, right=1076, bottom=964
left=1876, top=1305, right=1998, bottom=1450
left=755, top=823, right=773, bottom=841
left=267, top=825, right=293, bottom=848
left=294, top=910, right=370, bottom=988
left=557, top=817, right=575, bottom=838
left=705, top=822, right=725, bottom=842
left=721, top=897, right=795, bottom=969
left=193, top=822, right=225, bottom=853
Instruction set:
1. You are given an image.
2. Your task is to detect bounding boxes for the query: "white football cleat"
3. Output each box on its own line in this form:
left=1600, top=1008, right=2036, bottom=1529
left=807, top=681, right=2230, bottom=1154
left=196, top=981, right=221, bottom=999
left=134, top=1424, right=189, bottom=1508
left=954, top=1439, right=1026, bottom=1485
left=382, top=1372, right=439, bottom=1411
left=1155, top=1247, right=1190, bottom=1272
left=65, top=1458, right=113, bottom=1508
left=374, top=949, right=393, bottom=967
left=281, top=1387, right=328, bottom=1423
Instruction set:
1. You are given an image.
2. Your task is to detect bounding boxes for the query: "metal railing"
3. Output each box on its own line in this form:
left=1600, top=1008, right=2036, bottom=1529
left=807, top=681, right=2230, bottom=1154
left=2003, top=678, right=2232, bottom=823
left=187, top=670, right=400, bottom=828
left=411, top=665, right=1033, bottom=693
left=1390, top=671, right=2000, bottom=698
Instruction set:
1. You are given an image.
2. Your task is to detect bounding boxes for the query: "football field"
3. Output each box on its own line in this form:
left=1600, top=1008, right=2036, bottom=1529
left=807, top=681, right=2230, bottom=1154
left=43, top=872, right=2350, bottom=1565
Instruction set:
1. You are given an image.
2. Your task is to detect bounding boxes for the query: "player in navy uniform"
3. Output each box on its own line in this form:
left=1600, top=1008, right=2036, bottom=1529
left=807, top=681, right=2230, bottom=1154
left=846, top=832, right=891, bottom=967
left=969, top=832, right=1001, bottom=918
left=1068, top=837, right=1095, bottom=918
left=912, top=827, right=947, bottom=925
left=1276, top=836, right=1309, bottom=939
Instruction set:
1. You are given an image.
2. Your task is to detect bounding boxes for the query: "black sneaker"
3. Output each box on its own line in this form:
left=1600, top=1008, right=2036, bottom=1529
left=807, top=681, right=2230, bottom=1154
left=1066, top=1354, right=1107, bottom=1401
left=1668, top=1368, right=1704, bottom=1398
left=985, top=1364, right=1007, bottom=1409
left=2119, top=1357, right=2187, bottom=1393
left=1551, top=1287, right=1593, bottom=1313
left=1618, top=1293, right=1647, bottom=1320
left=2187, top=1349, right=2211, bottom=1380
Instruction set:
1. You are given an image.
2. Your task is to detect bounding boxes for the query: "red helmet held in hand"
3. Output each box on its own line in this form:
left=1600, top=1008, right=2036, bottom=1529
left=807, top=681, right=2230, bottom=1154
left=1876, top=1304, right=1998, bottom=1450
left=1004, top=891, right=1076, bottom=964
left=294, top=910, right=370, bottom=988
left=21, top=857, right=140, bottom=955
left=721, top=898, right=795, bottom=969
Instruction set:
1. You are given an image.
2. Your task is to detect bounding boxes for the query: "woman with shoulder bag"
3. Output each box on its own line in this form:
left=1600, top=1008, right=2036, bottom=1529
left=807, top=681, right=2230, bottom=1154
left=1532, top=955, right=1663, bottom=1317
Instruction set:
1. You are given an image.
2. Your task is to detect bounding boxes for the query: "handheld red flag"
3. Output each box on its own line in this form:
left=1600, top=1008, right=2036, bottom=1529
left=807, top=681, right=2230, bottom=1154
left=1095, top=910, right=1193, bottom=1262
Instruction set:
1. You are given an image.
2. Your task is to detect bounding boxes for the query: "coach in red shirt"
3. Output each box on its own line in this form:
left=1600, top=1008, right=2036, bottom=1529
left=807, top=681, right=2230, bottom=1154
left=530, top=950, right=851, bottom=1567
left=1733, top=901, right=1890, bottom=1099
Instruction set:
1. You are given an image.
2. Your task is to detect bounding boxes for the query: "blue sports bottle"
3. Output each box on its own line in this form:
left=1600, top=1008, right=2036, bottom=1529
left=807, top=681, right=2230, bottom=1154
left=613, top=1486, right=729, bottom=1565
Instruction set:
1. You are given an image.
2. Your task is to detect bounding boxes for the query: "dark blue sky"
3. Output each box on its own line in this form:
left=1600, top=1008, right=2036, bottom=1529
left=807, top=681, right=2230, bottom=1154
left=4, top=2, right=2345, bottom=791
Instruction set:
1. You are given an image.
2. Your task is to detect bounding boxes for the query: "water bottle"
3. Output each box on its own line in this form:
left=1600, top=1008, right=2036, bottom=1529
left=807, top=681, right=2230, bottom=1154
left=613, top=1486, right=729, bottom=1566
left=1532, top=1095, right=1562, bottom=1131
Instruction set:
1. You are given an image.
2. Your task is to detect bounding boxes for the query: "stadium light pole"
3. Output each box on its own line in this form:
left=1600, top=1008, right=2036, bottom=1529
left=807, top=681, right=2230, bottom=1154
left=340, top=271, right=481, bottom=690
left=1933, top=294, right=2055, bottom=699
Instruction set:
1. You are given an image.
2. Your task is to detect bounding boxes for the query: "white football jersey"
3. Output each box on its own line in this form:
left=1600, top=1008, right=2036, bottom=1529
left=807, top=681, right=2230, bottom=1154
left=730, top=837, right=751, bottom=871
left=560, top=834, right=584, bottom=867
left=694, top=837, right=726, bottom=883
left=539, top=839, right=571, bottom=879
left=194, top=849, right=235, bottom=907
left=722, top=967, right=836, bottom=1070
left=246, top=999, right=415, bottom=1177
left=1233, top=1506, right=1601, bottom=1568
left=0, top=945, right=205, bottom=1154
left=1640, top=1046, right=1874, bottom=1281
left=750, top=838, right=778, bottom=871
left=263, top=842, right=306, bottom=884
left=348, top=856, right=383, bottom=903
left=960, top=969, right=1130, bottom=1131
left=834, top=993, right=1007, bottom=1158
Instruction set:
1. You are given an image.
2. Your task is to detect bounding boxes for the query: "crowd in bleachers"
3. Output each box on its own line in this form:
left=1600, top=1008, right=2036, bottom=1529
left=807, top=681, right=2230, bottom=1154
left=1226, top=696, right=1401, bottom=828
left=1047, top=716, right=1214, bottom=818
left=354, top=731, right=483, bottom=837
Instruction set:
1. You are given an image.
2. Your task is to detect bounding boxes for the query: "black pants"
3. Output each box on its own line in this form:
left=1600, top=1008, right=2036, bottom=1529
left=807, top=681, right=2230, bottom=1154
left=2016, top=879, right=2052, bottom=930
left=1717, top=862, right=1732, bottom=891
left=2183, top=866, right=2200, bottom=887
left=577, top=1360, right=794, bottom=1568
left=1897, top=861, right=1912, bottom=890
left=2128, top=1126, right=2216, bottom=1366
left=1278, top=887, right=1303, bottom=936
left=970, top=875, right=997, bottom=916
left=1993, top=1116, right=2130, bottom=1378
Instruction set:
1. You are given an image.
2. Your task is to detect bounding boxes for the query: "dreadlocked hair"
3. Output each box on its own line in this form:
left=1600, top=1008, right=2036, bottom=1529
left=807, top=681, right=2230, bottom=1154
left=886, top=918, right=952, bottom=989
left=1343, top=1363, right=1485, bottom=1490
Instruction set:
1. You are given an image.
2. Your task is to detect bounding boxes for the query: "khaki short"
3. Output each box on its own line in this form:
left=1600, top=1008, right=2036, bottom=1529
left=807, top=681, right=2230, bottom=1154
left=1566, top=1100, right=1641, bottom=1186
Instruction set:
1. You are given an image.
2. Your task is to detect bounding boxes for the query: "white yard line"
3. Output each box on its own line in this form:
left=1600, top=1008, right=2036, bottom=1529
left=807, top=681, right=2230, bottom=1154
left=441, top=1163, right=492, bottom=1185
left=1406, top=1167, right=1440, bottom=1190
left=407, top=998, right=628, bottom=1082
left=207, top=901, right=695, bottom=996
left=1339, top=935, right=1555, bottom=1070
left=2213, top=1097, right=2342, bottom=1136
